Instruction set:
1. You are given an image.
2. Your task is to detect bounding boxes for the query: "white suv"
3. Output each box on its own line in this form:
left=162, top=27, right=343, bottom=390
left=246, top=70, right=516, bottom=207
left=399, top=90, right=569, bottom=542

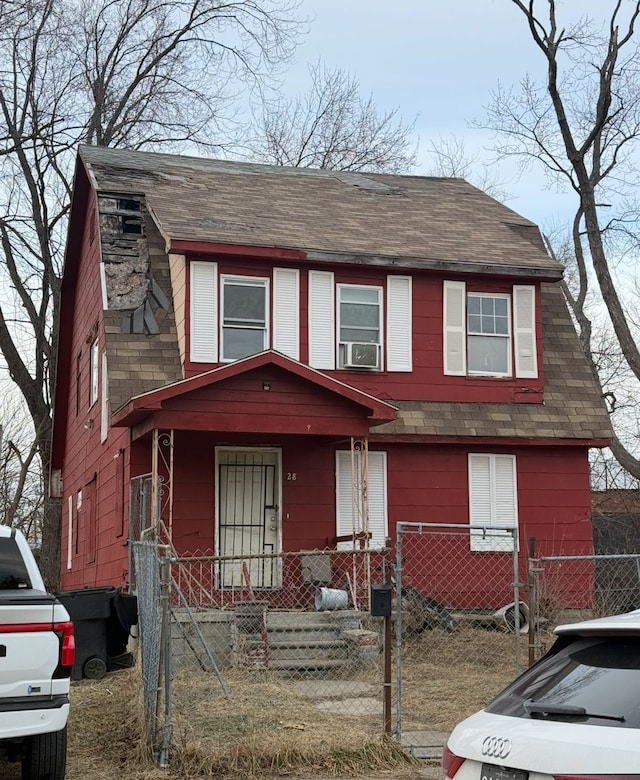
left=0, top=526, right=73, bottom=779
left=444, top=609, right=640, bottom=780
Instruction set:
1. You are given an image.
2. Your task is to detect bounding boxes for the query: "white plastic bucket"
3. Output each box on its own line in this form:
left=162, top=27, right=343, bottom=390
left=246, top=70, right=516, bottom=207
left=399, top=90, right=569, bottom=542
left=315, top=587, right=349, bottom=611
left=493, top=601, right=530, bottom=634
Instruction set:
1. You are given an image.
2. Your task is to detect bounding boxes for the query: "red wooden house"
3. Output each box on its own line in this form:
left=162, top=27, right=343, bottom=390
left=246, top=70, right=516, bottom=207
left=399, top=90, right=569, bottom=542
left=51, top=147, right=611, bottom=608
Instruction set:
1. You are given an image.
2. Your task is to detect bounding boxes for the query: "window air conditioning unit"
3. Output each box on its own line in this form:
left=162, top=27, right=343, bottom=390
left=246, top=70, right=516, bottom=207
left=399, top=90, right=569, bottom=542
left=343, top=342, right=380, bottom=369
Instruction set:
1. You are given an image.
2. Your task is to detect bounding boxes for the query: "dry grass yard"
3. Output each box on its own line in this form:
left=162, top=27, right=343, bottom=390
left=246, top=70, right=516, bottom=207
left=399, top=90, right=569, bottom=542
left=400, top=627, right=530, bottom=733
left=0, top=627, right=537, bottom=779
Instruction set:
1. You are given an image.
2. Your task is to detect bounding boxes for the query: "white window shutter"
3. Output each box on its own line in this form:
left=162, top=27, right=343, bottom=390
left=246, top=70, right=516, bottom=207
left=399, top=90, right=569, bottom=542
left=190, top=261, right=218, bottom=363
left=513, top=285, right=538, bottom=379
left=335, top=450, right=388, bottom=551
left=308, top=270, right=335, bottom=369
left=90, top=341, right=99, bottom=406
left=336, top=451, right=358, bottom=546
left=67, top=495, right=73, bottom=571
left=469, top=454, right=492, bottom=533
left=443, top=281, right=466, bottom=375
left=100, top=352, right=108, bottom=443
left=273, top=268, right=300, bottom=360
left=494, top=455, right=517, bottom=528
left=386, top=276, right=412, bottom=372
left=468, top=453, right=517, bottom=552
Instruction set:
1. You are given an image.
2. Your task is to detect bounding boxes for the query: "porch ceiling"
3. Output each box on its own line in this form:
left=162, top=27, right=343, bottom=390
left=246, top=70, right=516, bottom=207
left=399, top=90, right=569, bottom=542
left=111, top=350, right=398, bottom=437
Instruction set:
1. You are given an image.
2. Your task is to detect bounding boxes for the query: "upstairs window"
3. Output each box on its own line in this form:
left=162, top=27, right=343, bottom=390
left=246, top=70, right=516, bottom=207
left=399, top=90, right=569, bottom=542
left=467, top=293, right=511, bottom=376
left=190, top=263, right=298, bottom=364
left=221, top=276, right=269, bottom=361
left=337, top=285, right=382, bottom=369
left=443, top=281, right=537, bottom=379
left=308, top=272, right=411, bottom=372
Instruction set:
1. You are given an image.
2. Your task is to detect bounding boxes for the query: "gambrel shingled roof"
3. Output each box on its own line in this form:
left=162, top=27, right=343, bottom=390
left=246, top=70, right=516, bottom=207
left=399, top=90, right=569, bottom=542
left=373, top=283, right=612, bottom=442
left=65, top=146, right=611, bottom=445
left=79, top=145, right=562, bottom=278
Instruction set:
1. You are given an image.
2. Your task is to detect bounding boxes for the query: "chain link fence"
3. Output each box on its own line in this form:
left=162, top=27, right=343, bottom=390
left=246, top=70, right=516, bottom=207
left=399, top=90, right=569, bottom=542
left=395, top=523, right=527, bottom=759
left=134, top=543, right=395, bottom=769
left=133, top=531, right=640, bottom=768
left=528, top=551, right=640, bottom=658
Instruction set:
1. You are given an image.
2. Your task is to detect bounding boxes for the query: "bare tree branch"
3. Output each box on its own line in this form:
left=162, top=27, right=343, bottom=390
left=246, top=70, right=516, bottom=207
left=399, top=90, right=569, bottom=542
left=246, top=61, right=418, bottom=173
left=481, top=0, right=640, bottom=480
left=0, top=0, right=302, bottom=587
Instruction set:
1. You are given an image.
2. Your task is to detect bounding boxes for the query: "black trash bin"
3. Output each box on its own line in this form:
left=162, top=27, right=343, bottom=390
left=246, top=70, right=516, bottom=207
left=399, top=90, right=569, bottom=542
left=55, top=586, right=137, bottom=680
left=107, top=591, right=138, bottom=669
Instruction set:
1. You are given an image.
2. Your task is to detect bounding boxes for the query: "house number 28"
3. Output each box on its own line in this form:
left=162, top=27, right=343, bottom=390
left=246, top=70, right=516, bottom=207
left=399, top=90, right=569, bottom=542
left=287, top=472, right=297, bottom=481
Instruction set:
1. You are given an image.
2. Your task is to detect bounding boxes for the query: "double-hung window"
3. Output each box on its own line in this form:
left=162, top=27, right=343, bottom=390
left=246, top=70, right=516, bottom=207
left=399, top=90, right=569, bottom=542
left=308, top=272, right=412, bottom=372
left=221, top=276, right=269, bottom=361
left=443, top=281, right=537, bottom=379
left=467, top=293, right=511, bottom=376
left=191, top=262, right=298, bottom=364
left=89, top=339, right=99, bottom=407
left=337, top=285, right=382, bottom=369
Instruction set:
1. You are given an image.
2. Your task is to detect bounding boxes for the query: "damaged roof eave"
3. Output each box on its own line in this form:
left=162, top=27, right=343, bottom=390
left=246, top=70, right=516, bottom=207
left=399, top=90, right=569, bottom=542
left=165, top=238, right=562, bottom=280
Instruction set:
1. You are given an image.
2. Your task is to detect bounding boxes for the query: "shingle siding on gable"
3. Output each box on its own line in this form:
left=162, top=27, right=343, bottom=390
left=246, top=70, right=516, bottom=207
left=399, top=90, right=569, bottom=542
left=102, top=209, right=181, bottom=412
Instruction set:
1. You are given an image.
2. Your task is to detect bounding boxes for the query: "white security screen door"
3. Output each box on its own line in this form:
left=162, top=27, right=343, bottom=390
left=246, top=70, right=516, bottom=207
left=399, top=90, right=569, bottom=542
left=217, top=449, right=281, bottom=589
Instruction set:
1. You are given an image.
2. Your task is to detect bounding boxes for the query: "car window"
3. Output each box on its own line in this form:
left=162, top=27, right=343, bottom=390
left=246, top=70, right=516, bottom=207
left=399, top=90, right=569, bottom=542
left=0, top=537, right=32, bottom=589
left=485, top=636, right=640, bottom=728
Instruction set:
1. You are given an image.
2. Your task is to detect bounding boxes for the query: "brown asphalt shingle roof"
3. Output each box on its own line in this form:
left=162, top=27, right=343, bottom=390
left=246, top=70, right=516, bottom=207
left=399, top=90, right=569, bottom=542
left=80, top=146, right=561, bottom=277
left=85, top=146, right=610, bottom=443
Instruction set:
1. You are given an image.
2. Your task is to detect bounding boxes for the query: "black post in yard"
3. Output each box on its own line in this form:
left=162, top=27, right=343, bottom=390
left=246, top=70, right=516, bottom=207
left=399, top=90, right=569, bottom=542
left=371, top=578, right=393, bottom=735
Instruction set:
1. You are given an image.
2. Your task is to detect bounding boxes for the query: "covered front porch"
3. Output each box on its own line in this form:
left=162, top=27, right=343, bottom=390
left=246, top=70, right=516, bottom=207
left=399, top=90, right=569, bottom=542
left=112, top=351, right=397, bottom=598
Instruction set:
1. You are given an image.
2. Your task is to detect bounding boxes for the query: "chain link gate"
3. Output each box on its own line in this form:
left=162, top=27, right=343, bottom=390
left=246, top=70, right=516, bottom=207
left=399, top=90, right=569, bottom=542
left=395, top=522, right=526, bottom=759
left=133, top=542, right=399, bottom=770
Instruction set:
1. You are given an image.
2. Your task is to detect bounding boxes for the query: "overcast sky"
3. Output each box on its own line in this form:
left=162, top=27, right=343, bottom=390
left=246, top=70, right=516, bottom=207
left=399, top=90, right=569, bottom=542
left=283, top=0, right=619, bottom=232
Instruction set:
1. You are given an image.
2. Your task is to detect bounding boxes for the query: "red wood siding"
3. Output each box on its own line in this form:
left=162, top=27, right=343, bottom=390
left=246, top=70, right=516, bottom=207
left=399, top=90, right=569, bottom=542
left=156, top=366, right=373, bottom=437
left=168, top=433, right=216, bottom=554
left=183, top=256, right=544, bottom=404
left=386, top=444, right=592, bottom=609
left=168, top=437, right=592, bottom=611
left=59, top=191, right=133, bottom=590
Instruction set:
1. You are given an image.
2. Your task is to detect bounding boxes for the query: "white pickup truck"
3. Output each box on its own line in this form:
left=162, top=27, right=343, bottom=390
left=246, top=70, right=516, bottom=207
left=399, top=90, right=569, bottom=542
left=0, top=525, right=74, bottom=780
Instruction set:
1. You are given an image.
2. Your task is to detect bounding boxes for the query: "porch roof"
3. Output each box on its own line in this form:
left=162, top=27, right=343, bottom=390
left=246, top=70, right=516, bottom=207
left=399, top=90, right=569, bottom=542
left=111, top=350, right=398, bottom=434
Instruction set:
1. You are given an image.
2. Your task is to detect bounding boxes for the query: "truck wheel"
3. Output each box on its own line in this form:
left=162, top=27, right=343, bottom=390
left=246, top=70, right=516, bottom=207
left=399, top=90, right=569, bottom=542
left=22, top=727, right=67, bottom=780
left=83, top=656, right=107, bottom=679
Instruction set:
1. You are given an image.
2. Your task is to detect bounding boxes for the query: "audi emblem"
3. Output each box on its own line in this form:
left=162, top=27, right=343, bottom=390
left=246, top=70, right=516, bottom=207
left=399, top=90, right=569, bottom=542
left=481, top=736, right=512, bottom=760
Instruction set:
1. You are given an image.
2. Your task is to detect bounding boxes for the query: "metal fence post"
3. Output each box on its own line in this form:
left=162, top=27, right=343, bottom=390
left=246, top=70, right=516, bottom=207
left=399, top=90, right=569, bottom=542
left=395, top=523, right=404, bottom=740
left=512, top=527, right=521, bottom=676
left=158, top=549, right=172, bottom=768
left=527, top=537, right=536, bottom=667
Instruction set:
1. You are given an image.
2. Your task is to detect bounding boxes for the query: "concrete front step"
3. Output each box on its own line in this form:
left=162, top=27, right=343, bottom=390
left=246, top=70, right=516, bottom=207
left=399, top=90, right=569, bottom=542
left=244, top=638, right=350, bottom=662
left=265, top=657, right=354, bottom=677
left=237, top=615, right=364, bottom=674
left=266, top=609, right=365, bottom=629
